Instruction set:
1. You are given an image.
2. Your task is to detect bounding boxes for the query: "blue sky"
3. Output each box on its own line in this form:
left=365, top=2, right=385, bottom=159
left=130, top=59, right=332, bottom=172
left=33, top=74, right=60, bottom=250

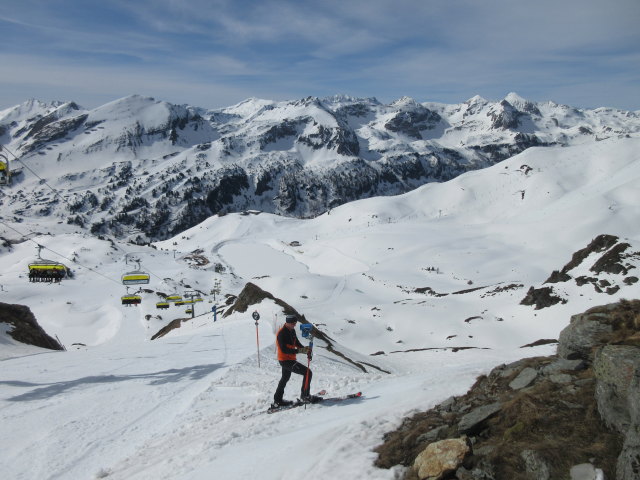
left=1, top=0, right=639, bottom=111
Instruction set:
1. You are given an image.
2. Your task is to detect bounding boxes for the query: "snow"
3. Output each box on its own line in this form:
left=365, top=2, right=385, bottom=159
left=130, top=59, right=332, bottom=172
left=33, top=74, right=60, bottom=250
left=1, top=135, right=640, bottom=479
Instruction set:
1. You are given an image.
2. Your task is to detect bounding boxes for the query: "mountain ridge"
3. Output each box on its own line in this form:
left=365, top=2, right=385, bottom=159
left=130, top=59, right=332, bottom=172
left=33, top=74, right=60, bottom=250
left=1, top=93, right=639, bottom=242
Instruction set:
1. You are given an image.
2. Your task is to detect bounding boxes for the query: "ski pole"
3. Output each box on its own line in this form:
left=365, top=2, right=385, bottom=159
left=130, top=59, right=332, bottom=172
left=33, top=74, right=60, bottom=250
left=303, top=334, right=313, bottom=395
left=299, top=323, right=314, bottom=397
left=252, top=311, right=261, bottom=368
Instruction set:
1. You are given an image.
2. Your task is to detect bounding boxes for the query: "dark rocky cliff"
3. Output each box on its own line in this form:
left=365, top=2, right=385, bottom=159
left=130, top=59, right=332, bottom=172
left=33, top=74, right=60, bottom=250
left=0, top=302, right=64, bottom=351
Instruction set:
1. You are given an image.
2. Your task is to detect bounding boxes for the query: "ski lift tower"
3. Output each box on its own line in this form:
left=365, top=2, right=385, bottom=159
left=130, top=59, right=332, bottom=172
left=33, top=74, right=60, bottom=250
left=183, top=291, right=203, bottom=319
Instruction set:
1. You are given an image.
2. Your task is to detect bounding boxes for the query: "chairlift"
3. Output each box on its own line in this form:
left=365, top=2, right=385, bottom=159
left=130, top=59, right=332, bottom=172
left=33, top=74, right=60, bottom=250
left=121, top=254, right=150, bottom=285
left=156, top=302, right=170, bottom=309
left=121, top=271, right=151, bottom=285
left=28, top=245, right=68, bottom=283
left=0, top=158, right=8, bottom=186
left=0, top=151, right=10, bottom=186
left=185, top=308, right=193, bottom=314
left=166, top=294, right=182, bottom=302
left=121, top=294, right=142, bottom=306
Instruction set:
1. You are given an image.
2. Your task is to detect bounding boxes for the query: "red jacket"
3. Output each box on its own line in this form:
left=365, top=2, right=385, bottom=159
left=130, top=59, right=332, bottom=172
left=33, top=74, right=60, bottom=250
left=276, top=325, right=303, bottom=361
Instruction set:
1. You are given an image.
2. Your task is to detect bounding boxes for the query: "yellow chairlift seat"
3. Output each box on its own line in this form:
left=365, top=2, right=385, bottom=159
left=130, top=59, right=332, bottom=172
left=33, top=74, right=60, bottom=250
left=121, top=295, right=142, bottom=306
left=174, top=300, right=186, bottom=306
left=28, top=260, right=68, bottom=282
left=185, top=309, right=193, bottom=314
left=29, top=262, right=67, bottom=272
left=156, top=302, right=170, bottom=309
left=166, top=294, right=182, bottom=302
left=121, top=271, right=150, bottom=285
left=182, top=299, right=195, bottom=305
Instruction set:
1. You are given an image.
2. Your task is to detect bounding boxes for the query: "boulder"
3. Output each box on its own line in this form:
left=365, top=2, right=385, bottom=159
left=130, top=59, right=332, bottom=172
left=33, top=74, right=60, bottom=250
left=541, top=358, right=587, bottom=374
left=557, top=308, right=614, bottom=360
left=616, top=427, right=640, bottom=480
left=414, top=437, right=470, bottom=480
left=569, top=463, right=604, bottom=480
left=594, top=344, right=640, bottom=480
left=509, top=367, right=538, bottom=390
left=593, top=345, right=640, bottom=432
left=458, top=402, right=502, bottom=434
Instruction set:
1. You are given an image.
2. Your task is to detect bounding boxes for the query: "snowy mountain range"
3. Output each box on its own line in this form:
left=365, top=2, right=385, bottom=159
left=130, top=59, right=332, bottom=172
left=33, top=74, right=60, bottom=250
left=1, top=93, right=639, bottom=242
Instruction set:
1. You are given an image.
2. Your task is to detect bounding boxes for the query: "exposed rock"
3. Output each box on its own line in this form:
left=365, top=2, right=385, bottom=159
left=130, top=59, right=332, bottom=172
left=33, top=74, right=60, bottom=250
left=509, top=367, right=538, bottom=390
left=375, top=299, right=639, bottom=479
left=521, top=449, right=551, bottom=480
left=593, top=345, right=640, bottom=432
left=593, top=344, right=640, bottom=479
left=0, top=302, right=63, bottom=350
left=151, top=318, right=185, bottom=340
left=563, top=234, right=620, bottom=272
left=557, top=308, right=614, bottom=360
left=520, top=285, right=567, bottom=309
left=457, top=402, right=502, bottom=434
left=416, top=425, right=448, bottom=444
left=544, top=269, right=572, bottom=283
left=520, top=339, right=558, bottom=348
left=541, top=358, right=587, bottom=374
left=548, top=373, right=573, bottom=384
left=413, top=437, right=470, bottom=480
left=569, top=463, right=604, bottom=480
left=591, top=242, right=634, bottom=275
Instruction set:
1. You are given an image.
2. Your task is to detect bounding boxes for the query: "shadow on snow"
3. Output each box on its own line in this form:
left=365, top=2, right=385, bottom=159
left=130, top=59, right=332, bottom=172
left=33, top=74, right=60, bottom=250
left=2, top=363, right=224, bottom=401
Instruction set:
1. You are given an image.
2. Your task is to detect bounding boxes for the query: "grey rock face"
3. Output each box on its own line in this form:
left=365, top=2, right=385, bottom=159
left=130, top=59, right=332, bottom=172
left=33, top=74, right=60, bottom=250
left=594, top=345, right=640, bottom=480
left=593, top=345, right=640, bottom=432
left=557, top=311, right=614, bottom=360
left=521, top=449, right=551, bottom=480
left=509, top=367, right=538, bottom=390
left=458, top=402, right=502, bottom=434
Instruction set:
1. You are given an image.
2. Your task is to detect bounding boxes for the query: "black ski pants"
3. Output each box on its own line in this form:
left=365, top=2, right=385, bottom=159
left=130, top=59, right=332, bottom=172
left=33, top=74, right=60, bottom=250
left=274, top=360, right=312, bottom=402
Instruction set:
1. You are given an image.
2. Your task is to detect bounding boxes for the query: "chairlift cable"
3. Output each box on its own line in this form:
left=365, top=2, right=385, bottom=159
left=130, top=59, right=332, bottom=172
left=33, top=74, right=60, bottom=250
left=0, top=145, right=76, bottom=210
left=1, top=147, right=200, bottom=293
left=0, top=220, right=122, bottom=286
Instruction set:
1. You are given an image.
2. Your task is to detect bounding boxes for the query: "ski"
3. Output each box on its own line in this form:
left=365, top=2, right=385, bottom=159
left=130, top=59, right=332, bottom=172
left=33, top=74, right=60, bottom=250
left=267, top=391, right=362, bottom=413
left=318, top=391, right=362, bottom=403
left=242, top=392, right=363, bottom=420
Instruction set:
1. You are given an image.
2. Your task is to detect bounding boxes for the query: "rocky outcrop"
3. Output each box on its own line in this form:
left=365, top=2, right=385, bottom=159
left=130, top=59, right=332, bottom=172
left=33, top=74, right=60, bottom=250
left=522, top=235, right=640, bottom=309
left=0, top=302, right=64, bottom=350
left=375, top=299, right=640, bottom=479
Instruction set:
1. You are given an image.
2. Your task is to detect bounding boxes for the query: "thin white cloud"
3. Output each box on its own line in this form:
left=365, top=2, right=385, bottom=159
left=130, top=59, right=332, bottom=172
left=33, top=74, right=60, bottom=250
left=0, top=0, right=638, bottom=110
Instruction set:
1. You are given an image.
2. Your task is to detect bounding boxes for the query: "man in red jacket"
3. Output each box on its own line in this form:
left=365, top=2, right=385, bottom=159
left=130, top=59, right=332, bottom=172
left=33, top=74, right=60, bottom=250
left=273, top=314, right=319, bottom=407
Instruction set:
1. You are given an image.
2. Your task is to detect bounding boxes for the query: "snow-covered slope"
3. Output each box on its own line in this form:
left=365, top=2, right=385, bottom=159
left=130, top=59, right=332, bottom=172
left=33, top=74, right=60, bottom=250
left=1, top=93, right=638, bottom=241
left=0, top=133, right=638, bottom=479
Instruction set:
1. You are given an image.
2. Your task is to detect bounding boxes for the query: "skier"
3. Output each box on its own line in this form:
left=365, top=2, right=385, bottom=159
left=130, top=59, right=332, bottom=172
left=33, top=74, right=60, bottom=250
left=273, top=315, right=321, bottom=407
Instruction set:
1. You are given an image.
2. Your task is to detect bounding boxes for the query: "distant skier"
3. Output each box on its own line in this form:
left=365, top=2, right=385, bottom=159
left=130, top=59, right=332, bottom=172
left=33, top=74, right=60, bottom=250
left=272, top=315, right=321, bottom=407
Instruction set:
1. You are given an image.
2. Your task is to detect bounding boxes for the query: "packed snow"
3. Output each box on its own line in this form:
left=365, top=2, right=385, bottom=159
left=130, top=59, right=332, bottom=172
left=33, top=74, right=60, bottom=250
left=1, top=135, right=639, bottom=479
